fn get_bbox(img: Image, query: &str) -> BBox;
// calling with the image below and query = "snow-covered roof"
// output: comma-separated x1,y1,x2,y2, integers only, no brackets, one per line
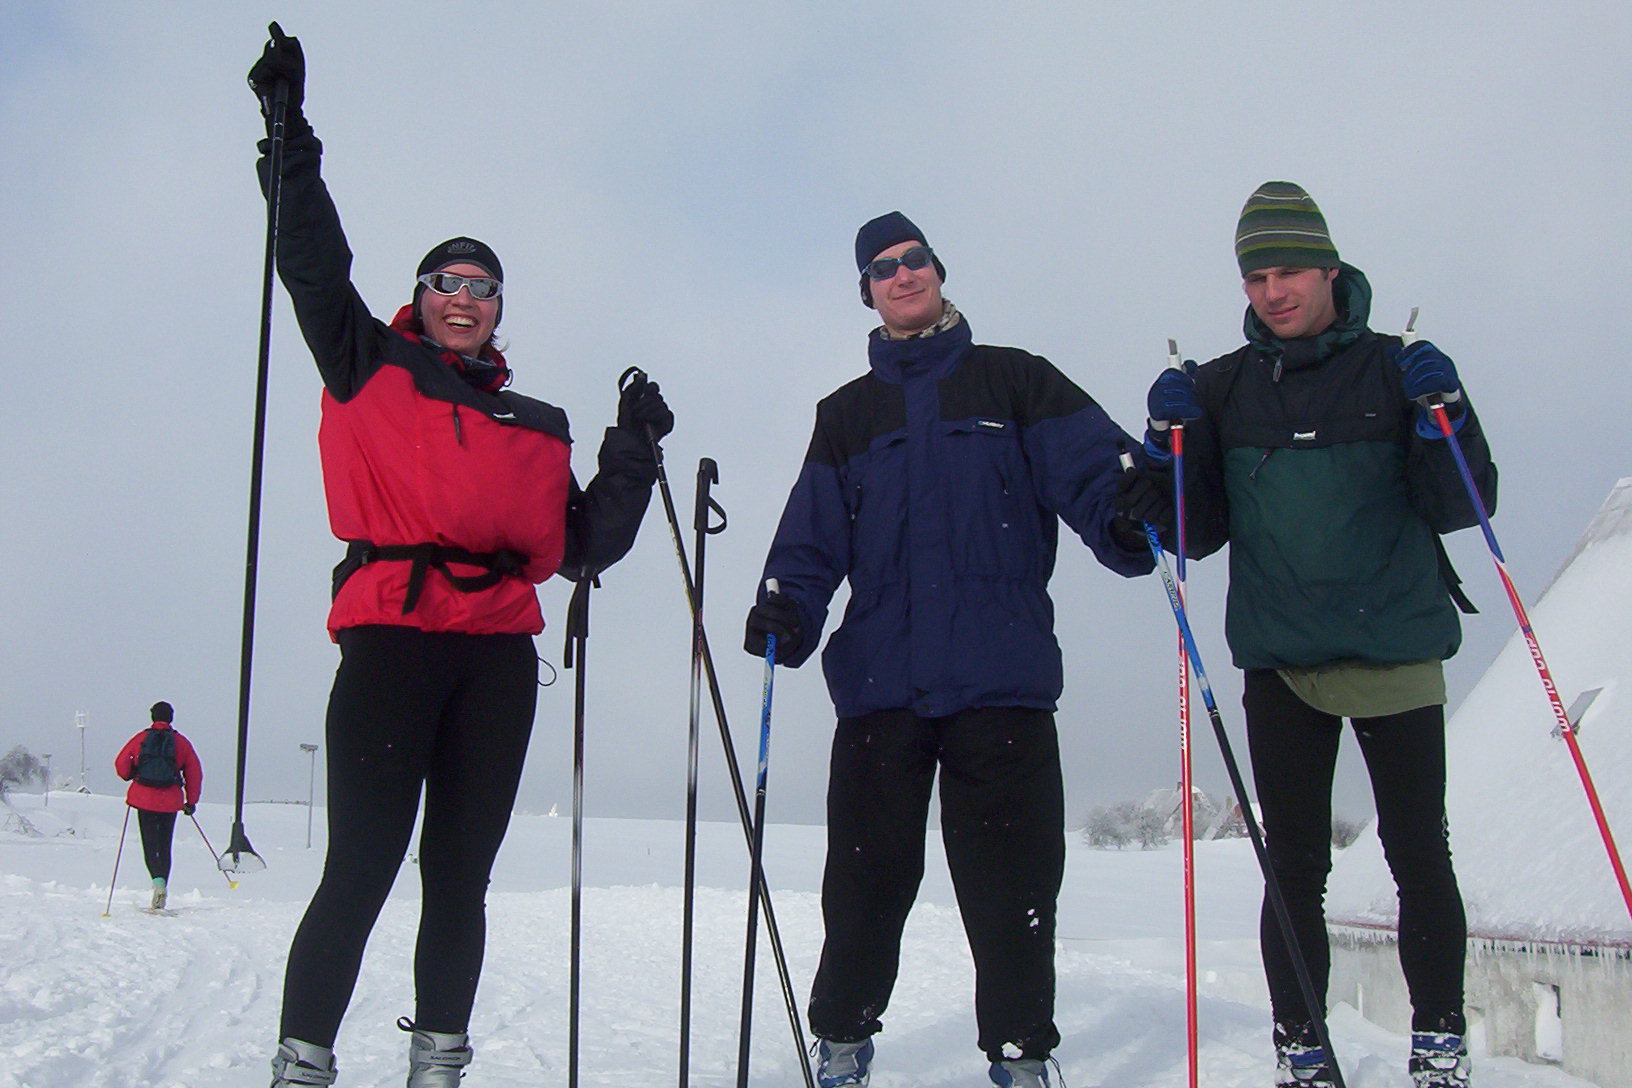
1327,477,1632,948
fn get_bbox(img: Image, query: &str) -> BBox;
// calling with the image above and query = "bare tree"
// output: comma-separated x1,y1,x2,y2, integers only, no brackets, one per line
0,745,46,798
1083,803,1134,849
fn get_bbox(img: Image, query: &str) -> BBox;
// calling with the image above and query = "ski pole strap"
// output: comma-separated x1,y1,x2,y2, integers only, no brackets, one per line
341,541,530,614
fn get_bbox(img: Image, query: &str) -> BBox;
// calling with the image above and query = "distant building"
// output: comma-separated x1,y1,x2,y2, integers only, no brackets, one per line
1325,477,1632,1087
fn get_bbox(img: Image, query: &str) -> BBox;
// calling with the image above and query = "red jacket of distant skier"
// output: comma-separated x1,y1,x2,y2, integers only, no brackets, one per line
114,721,203,814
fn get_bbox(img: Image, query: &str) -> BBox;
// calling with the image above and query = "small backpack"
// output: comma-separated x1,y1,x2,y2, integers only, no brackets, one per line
134,728,180,788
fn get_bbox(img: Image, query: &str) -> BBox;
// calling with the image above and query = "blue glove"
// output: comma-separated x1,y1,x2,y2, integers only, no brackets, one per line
1394,340,1461,406
1393,340,1467,439
1146,362,1202,429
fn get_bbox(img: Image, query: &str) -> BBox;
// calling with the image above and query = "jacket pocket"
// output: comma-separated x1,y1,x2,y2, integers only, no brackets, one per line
940,418,1037,578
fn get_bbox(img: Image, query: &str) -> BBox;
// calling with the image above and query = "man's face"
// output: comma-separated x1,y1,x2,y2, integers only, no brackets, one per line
869,240,943,337
1242,266,1338,340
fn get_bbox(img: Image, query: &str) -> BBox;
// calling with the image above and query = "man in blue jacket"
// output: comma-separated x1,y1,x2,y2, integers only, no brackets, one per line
744,212,1165,1088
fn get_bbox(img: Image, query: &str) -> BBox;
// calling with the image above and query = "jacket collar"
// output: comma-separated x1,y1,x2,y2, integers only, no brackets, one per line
389,304,511,393
866,314,974,385
1244,263,1373,374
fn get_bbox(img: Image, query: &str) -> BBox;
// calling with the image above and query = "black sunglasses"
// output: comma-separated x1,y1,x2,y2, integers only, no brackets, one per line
417,272,503,300
864,245,936,282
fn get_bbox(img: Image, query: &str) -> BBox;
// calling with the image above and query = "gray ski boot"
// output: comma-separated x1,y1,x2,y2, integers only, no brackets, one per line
400,1017,473,1087
269,1037,337,1087
990,1058,1052,1087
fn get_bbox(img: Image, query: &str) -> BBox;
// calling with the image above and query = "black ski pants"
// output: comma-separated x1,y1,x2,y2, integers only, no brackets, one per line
1243,669,1467,1040
280,625,538,1047
808,706,1065,1062
136,809,177,883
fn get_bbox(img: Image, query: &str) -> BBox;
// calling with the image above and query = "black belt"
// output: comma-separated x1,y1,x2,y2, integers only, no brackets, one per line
345,541,529,614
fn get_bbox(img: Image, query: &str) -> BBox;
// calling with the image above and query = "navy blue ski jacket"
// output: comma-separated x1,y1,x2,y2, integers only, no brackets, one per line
759,318,1153,719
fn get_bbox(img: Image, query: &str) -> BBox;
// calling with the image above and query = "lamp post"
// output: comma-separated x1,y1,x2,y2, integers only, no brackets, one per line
300,743,319,849
76,710,88,792
41,754,52,808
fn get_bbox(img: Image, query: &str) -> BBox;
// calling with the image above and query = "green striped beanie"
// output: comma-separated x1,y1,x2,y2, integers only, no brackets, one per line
1234,181,1340,275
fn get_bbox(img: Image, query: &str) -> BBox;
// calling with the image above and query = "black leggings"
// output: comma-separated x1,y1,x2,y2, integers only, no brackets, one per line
136,809,177,882
1244,669,1466,1038
279,626,538,1046
808,706,1065,1061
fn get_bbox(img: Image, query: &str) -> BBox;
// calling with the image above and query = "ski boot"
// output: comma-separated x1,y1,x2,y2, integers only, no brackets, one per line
269,1038,337,1087
989,1057,1052,1087
150,877,167,911
1409,1032,1471,1087
400,1017,473,1087
1275,1043,1336,1087
814,1036,873,1087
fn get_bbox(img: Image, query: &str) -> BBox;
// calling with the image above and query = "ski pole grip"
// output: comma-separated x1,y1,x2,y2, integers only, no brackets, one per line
694,458,719,534
1402,306,1421,347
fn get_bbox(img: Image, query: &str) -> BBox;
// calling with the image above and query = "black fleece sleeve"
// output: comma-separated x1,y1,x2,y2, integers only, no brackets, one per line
255,114,392,400
557,427,660,581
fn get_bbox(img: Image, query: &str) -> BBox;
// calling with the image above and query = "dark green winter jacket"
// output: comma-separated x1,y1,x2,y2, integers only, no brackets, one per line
1167,265,1497,670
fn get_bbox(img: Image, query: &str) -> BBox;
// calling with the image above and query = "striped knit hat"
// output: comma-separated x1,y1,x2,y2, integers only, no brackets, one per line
1234,181,1340,275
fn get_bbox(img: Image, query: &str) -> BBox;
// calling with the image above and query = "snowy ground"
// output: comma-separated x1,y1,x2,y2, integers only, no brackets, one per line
0,791,1604,1088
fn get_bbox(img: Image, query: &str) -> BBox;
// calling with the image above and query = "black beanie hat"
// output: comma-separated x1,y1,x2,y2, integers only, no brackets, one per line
417,236,503,282
854,211,946,308
414,237,505,328
855,211,928,273
150,701,174,723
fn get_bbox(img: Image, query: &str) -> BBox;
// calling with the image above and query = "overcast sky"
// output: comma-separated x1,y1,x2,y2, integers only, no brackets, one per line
3,2,1628,832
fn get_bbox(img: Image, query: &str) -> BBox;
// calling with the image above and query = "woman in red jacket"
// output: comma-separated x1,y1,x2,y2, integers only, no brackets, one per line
249,25,670,1088
113,700,203,911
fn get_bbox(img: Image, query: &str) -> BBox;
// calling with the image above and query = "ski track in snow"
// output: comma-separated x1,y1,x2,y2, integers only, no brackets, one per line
0,793,1605,1087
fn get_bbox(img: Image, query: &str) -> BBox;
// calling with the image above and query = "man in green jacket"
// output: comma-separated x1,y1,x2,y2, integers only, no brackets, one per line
1139,182,1495,1088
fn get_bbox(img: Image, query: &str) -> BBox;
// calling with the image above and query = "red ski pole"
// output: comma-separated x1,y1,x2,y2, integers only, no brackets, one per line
1165,338,1199,1088
1405,309,1632,922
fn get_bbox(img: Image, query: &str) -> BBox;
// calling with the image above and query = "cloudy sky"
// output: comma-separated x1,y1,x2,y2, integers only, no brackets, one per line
3,2,1628,831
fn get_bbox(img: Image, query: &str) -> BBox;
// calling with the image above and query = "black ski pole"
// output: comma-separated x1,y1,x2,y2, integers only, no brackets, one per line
618,367,816,1088
189,812,240,889
563,575,595,1088
1120,451,1347,1088
737,580,780,1088
680,458,727,1088
224,66,290,877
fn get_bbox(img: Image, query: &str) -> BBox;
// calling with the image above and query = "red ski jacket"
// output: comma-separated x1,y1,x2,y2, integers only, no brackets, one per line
260,127,656,638
114,721,203,814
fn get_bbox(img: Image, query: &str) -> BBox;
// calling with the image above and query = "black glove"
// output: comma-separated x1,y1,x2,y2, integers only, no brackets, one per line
182,803,196,817
248,22,305,115
617,373,675,441
1112,466,1173,548
744,592,803,664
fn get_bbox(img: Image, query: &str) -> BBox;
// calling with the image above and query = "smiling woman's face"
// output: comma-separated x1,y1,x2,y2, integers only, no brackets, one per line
419,261,500,356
